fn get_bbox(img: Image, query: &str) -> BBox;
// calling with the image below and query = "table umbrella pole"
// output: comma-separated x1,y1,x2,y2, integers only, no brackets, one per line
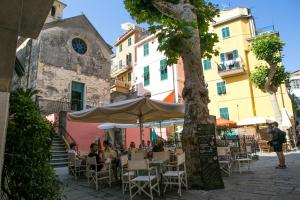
160,121,162,139
139,116,144,145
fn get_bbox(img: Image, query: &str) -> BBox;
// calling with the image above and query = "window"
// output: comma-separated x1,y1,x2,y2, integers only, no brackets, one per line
219,107,229,120
51,6,56,17
160,59,168,80
144,66,150,86
126,53,132,65
128,38,132,46
71,81,85,111
220,50,238,61
119,60,122,68
72,38,87,55
119,44,123,52
291,79,300,89
203,59,211,70
128,72,132,81
217,81,226,95
144,43,149,56
221,27,230,39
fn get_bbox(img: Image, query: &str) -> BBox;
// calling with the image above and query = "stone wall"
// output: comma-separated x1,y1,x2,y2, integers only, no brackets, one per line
13,15,112,108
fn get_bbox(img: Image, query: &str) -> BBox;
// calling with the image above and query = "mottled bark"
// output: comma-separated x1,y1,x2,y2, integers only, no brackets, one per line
265,63,282,123
151,0,223,189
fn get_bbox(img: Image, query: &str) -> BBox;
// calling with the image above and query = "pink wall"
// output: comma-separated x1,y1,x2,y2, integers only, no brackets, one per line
124,128,150,148
66,121,105,153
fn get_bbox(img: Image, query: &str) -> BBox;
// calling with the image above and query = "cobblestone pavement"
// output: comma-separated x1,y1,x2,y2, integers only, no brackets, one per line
56,152,300,200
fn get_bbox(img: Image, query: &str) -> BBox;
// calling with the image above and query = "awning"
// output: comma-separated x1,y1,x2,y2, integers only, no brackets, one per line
237,116,275,126
163,91,175,103
216,118,237,127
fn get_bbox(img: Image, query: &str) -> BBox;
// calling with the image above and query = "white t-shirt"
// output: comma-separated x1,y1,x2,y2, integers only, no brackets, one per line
68,149,78,156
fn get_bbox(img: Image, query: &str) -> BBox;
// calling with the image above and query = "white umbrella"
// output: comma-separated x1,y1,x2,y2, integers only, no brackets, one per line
97,123,140,129
281,108,292,129
237,116,275,126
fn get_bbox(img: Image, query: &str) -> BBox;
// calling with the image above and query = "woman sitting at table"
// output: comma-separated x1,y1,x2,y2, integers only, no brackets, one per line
102,140,119,180
68,143,85,166
128,142,137,160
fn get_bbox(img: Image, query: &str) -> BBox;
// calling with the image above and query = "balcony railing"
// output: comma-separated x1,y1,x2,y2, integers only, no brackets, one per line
256,25,277,36
218,58,245,78
111,79,130,88
111,63,132,77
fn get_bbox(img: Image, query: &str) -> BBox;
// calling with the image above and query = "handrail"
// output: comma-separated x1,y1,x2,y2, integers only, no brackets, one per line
59,125,79,153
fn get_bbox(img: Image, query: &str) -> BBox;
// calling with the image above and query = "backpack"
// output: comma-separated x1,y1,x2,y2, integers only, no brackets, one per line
278,130,287,144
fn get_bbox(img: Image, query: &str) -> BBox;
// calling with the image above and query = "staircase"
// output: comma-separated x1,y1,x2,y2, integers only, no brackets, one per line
50,134,68,168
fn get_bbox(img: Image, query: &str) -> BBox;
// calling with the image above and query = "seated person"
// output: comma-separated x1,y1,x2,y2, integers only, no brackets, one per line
68,143,84,167
152,140,164,152
102,140,119,180
128,141,137,159
88,143,103,171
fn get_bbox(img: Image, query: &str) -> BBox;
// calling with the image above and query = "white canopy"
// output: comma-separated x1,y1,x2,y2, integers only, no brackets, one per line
97,123,140,129
68,96,184,123
237,116,275,126
281,108,292,129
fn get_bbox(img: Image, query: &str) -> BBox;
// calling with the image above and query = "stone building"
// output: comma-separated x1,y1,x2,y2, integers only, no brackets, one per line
13,1,112,113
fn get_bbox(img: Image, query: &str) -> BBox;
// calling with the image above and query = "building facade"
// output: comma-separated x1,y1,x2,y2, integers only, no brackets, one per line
134,34,184,102
110,23,146,102
201,7,293,122
289,70,300,127
13,1,112,114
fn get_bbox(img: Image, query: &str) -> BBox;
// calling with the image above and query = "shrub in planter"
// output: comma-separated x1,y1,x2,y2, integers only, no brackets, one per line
1,88,62,199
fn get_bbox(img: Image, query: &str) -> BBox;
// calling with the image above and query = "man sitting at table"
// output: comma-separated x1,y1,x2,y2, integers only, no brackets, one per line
88,143,103,171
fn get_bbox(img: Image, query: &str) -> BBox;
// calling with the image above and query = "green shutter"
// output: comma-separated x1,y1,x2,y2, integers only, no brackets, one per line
222,28,226,38
220,107,229,120
144,66,150,86
217,81,226,95
128,72,131,81
220,53,225,62
160,59,168,80
128,38,132,46
232,50,238,59
119,60,122,68
204,59,211,70
119,44,122,52
144,43,149,56
226,27,230,37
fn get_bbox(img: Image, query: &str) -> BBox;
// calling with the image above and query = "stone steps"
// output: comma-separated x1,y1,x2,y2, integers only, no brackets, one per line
50,135,68,168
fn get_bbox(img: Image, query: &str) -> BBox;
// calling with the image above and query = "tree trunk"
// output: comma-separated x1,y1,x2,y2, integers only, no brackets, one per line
151,0,223,190
270,93,282,123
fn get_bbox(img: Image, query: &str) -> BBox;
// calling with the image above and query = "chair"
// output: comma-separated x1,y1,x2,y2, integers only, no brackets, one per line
86,156,112,190
235,145,252,174
258,140,270,153
131,151,146,160
152,151,170,162
68,153,85,180
128,159,160,200
120,155,135,194
217,147,233,176
162,152,188,196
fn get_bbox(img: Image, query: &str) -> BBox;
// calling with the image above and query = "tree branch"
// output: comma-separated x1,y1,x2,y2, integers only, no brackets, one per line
151,0,182,20
265,63,277,93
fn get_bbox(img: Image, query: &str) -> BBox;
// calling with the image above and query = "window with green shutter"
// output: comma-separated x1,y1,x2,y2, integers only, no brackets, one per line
128,72,131,81
160,59,168,80
128,37,132,46
119,44,123,52
203,59,211,70
144,66,150,86
144,43,149,56
219,107,229,120
232,50,238,59
126,53,132,65
221,27,230,39
217,81,226,95
119,59,122,68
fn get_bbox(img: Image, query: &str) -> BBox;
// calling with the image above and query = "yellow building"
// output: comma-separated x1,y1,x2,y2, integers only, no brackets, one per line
110,23,146,101
204,8,293,122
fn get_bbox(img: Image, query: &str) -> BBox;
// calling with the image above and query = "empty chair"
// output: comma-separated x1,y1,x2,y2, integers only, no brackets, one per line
152,151,170,162
131,151,146,160
162,152,188,196
120,155,135,194
128,159,160,200
235,145,252,174
217,147,233,176
86,156,111,190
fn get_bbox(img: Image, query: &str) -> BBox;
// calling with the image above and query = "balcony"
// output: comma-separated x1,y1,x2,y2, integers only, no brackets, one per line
111,63,132,78
110,79,131,94
218,58,245,78
256,25,277,36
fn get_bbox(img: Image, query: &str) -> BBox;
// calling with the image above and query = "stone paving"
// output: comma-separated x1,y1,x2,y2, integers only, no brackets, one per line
56,152,300,200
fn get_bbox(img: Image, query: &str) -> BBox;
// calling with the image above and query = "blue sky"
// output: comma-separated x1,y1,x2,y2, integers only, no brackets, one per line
62,0,300,72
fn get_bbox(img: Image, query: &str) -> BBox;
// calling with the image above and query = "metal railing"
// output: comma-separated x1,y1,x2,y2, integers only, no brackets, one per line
218,59,241,72
256,25,276,36
111,79,130,89
59,125,79,153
